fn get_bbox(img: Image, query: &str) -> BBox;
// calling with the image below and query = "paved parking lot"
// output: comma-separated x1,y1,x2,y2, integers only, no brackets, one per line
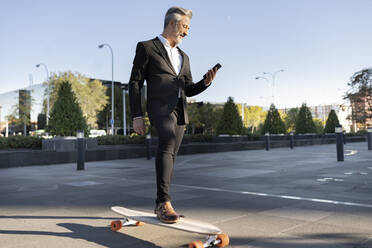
0,142,372,247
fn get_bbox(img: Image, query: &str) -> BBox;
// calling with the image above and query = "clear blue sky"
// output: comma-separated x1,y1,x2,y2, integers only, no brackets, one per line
1,0,372,108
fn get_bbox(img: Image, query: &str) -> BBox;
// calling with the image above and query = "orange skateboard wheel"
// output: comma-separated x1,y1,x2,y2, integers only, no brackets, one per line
110,220,122,232
188,240,203,248
216,233,229,247
136,221,144,226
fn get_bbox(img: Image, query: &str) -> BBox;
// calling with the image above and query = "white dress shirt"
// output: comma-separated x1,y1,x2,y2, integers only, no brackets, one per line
158,34,183,75
158,35,183,98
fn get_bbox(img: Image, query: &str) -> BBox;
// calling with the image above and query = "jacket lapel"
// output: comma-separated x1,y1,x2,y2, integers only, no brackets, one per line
153,37,177,75
177,47,187,76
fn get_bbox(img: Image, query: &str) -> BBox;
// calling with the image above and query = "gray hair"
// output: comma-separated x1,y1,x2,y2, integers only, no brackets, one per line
164,6,192,29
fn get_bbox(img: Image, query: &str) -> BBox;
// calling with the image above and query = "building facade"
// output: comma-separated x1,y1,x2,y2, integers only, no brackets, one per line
0,84,45,135
308,104,352,132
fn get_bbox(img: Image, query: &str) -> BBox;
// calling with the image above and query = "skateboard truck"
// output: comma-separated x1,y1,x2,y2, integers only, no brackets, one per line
189,233,229,248
122,217,144,227
110,218,144,231
122,218,138,226
205,235,221,246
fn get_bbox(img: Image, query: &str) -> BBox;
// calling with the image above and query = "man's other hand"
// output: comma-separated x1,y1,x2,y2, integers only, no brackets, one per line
204,67,217,86
133,117,145,135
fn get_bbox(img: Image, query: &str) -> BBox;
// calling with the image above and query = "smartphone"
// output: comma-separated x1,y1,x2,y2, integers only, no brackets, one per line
203,63,222,79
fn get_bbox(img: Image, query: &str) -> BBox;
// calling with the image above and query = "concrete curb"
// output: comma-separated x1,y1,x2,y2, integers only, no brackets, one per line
0,136,366,168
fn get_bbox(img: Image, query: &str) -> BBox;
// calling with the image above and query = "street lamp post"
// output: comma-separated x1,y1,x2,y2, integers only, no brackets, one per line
255,76,271,105
98,43,115,135
263,69,284,104
120,84,128,136
36,63,50,125
5,117,8,137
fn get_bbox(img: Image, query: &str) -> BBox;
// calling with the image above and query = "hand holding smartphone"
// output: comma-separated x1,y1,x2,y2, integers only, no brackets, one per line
203,63,222,79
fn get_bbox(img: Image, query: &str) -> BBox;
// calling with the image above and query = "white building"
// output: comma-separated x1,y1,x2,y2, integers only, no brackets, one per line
309,103,352,133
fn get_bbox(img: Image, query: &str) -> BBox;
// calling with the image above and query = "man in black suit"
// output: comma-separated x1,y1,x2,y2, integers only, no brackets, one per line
129,6,218,224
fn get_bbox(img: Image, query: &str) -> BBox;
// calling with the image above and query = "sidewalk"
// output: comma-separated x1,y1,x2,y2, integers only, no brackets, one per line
0,142,371,247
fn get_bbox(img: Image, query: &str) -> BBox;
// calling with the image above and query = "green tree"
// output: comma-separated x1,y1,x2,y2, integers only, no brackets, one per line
237,104,266,131
344,68,372,128
45,71,108,129
46,81,88,136
295,103,316,134
211,107,223,134
217,97,243,135
186,102,202,134
97,86,131,133
324,110,340,133
313,118,324,134
261,104,286,134
236,103,246,127
200,103,223,134
186,102,220,135
245,106,266,134
284,108,299,133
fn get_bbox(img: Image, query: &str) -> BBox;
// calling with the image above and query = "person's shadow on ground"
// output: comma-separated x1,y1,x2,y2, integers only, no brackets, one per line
0,222,161,248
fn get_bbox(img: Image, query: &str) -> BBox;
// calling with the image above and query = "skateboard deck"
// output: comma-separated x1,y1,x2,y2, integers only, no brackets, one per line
110,206,229,248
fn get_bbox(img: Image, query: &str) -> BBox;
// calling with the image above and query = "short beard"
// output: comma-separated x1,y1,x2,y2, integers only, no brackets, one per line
173,23,183,45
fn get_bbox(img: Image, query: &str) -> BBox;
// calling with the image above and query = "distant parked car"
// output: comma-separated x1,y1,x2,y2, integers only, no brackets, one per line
89,129,107,138
31,130,45,137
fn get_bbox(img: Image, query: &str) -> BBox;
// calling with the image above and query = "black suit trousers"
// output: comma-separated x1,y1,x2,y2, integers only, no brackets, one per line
153,99,185,205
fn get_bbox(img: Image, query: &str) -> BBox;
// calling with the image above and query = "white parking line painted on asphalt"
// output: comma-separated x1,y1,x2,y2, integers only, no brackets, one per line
345,150,358,156
342,171,368,176
173,184,372,209
334,179,345,181
316,178,344,182
63,181,103,187
280,195,302,200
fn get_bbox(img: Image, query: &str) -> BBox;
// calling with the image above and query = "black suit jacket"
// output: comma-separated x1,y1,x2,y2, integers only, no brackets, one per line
128,37,209,124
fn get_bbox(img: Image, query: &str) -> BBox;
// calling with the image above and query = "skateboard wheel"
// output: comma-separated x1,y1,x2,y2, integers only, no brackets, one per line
216,233,229,247
136,221,144,226
188,240,203,248
110,220,122,232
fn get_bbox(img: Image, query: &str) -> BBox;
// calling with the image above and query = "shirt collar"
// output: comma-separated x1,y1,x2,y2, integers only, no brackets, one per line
158,34,177,49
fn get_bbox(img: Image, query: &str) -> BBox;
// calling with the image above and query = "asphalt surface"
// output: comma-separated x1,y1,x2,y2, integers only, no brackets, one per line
0,142,371,248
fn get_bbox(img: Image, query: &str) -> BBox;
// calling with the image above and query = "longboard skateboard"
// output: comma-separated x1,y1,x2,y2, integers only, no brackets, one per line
110,206,229,248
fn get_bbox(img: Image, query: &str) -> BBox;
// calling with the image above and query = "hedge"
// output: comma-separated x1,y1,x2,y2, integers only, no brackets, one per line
0,136,42,149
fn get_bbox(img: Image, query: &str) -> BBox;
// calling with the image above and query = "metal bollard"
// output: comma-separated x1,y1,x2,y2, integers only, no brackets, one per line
77,130,85,170
335,126,344,162
265,133,270,151
146,133,152,160
289,132,294,149
368,128,372,150
343,131,346,145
